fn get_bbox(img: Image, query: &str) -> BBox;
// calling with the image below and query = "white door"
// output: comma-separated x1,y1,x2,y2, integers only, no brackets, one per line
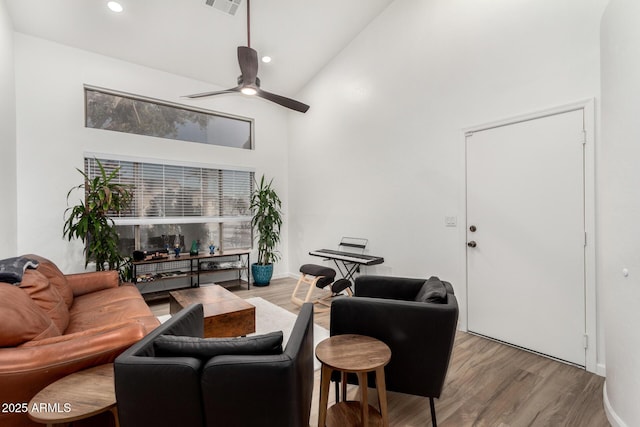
466,109,586,366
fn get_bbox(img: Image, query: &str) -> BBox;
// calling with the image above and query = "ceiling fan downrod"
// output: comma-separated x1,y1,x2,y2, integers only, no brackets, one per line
246,0,251,48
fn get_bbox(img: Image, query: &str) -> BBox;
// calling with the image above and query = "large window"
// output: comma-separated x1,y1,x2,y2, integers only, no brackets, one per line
85,86,253,149
84,157,254,256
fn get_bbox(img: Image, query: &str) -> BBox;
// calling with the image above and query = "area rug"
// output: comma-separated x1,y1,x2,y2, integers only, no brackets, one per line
156,297,329,370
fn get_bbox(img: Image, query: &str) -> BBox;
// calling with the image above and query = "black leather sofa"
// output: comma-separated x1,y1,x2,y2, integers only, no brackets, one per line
330,275,459,426
114,302,315,427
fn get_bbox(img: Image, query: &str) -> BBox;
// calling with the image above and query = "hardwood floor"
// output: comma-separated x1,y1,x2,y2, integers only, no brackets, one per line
148,278,609,427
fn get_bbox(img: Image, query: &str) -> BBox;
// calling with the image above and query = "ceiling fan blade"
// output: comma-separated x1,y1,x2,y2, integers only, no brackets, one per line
256,88,310,113
237,46,258,85
183,87,241,99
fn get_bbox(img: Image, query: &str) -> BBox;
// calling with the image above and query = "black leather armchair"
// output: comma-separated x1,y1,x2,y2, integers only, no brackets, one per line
330,276,459,426
114,302,315,427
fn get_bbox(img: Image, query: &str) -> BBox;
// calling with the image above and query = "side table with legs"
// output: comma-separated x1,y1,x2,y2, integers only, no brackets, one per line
316,334,391,427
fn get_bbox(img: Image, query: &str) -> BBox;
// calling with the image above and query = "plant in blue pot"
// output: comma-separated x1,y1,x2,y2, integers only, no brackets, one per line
250,175,283,286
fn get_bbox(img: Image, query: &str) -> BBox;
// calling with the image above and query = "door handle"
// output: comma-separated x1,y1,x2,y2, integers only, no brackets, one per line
467,241,477,248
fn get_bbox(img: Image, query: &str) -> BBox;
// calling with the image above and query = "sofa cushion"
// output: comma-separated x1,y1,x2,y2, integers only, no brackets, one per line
24,254,74,308
0,283,61,346
67,284,159,334
0,256,39,284
18,269,70,333
154,331,284,359
414,276,448,304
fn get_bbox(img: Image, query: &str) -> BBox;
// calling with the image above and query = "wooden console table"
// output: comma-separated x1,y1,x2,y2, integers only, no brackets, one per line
316,334,391,427
133,249,251,297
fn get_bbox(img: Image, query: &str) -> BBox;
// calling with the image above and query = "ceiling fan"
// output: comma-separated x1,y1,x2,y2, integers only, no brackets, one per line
184,0,310,113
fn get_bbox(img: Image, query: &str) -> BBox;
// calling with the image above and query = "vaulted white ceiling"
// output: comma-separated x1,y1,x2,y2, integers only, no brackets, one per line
6,0,394,97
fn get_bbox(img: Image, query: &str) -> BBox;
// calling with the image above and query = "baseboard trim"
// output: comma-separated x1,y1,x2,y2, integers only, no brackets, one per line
271,272,292,280
603,381,628,427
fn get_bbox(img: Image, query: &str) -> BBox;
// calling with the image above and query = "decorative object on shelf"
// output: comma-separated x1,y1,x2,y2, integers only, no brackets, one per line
136,273,155,283
134,249,169,262
63,158,133,277
209,243,216,255
172,234,184,250
133,250,145,262
174,245,181,257
159,271,187,278
250,175,283,286
190,240,199,256
201,260,244,270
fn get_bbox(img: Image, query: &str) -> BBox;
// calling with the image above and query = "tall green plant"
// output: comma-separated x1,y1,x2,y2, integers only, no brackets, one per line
250,175,283,265
63,159,133,272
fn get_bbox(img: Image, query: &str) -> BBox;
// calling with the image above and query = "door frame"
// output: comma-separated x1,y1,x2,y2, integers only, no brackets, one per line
458,99,597,373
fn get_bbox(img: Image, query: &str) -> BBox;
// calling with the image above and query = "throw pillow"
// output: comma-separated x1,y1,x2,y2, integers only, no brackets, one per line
414,276,448,304
154,331,284,359
0,283,61,346
24,254,74,309
18,269,70,333
0,256,39,284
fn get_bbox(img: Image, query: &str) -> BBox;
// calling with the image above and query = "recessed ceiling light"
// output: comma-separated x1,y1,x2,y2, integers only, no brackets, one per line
261,56,272,64
107,1,123,13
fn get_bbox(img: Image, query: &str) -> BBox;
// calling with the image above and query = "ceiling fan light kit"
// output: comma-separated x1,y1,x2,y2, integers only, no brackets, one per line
186,0,309,113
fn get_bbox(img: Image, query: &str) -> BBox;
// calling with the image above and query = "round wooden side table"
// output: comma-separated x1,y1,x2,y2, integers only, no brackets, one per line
27,363,119,427
316,334,391,427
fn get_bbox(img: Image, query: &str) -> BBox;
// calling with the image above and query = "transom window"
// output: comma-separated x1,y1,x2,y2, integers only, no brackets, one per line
84,86,253,149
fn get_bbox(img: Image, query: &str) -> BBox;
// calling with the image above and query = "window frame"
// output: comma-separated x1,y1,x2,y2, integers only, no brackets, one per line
84,85,255,149
84,153,254,252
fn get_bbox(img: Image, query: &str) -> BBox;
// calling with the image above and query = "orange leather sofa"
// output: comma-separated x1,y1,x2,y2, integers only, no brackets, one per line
0,255,160,427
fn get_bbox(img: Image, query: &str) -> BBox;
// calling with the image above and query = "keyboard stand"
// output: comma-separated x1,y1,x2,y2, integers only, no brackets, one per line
309,238,384,292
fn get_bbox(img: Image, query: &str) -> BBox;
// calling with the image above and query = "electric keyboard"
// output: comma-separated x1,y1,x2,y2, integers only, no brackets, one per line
309,249,384,266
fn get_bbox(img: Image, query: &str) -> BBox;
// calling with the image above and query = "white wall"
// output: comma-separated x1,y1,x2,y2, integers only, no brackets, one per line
14,34,290,276
289,0,607,367
0,0,17,259
600,1,640,425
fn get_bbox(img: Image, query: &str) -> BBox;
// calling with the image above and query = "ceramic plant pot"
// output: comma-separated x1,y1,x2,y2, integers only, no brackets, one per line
251,263,273,286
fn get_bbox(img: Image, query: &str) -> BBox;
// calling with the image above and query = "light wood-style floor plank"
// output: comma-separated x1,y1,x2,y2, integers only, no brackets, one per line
148,278,609,427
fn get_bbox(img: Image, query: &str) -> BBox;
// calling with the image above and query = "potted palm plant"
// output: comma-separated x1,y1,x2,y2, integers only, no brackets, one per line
63,159,133,274
250,175,283,286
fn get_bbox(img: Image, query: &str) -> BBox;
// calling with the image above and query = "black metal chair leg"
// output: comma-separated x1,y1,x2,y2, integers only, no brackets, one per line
429,397,437,427
334,380,340,402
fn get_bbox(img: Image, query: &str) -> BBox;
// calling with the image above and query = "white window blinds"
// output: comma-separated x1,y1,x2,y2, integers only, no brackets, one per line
84,157,254,222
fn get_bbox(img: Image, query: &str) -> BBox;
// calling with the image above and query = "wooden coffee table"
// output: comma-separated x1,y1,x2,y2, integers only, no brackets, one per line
316,334,391,427
169,285,255,337
28,363,118,427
